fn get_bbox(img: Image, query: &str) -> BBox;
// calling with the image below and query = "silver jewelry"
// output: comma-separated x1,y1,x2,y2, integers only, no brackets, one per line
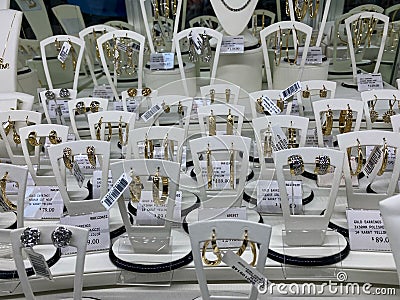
314,155,330,175
20,227,40,248
288,154,304,176
59,88,70,98
220,0,252,12
51,226,72,248
45,90,55,100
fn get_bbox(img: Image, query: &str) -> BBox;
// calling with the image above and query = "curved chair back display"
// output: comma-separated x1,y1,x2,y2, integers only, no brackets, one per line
20,124,69,186
190,135,251,208
40,35,85,90
200,83,240,105
11,224,88,300
0,92,34,112
312,99,364,148
47,140,111,215
249,89,292,119
0,110,42,165
188,15,219,29
52,4,85,36
189,219,272,300
337,130,400,209
274,147,344,246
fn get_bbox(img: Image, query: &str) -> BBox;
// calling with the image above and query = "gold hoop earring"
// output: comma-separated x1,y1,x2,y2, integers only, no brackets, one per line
0,172,17,211
201,229,222,266
377,138,388,176
348,139,363,176
207,144,213,189
236,230,257,267
90,101,100,113
129,171,142,203
322,106,333,136
144,134,154,159
339,104,352,134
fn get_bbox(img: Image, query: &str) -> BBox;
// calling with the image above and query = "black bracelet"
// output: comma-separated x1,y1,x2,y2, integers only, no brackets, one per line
0,248,61,279
110,225,126,240
301,170,318,181
242,190,314,206
366,183,377,194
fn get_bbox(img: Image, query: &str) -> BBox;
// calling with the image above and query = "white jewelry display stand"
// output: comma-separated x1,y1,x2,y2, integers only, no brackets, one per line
174,27,223,96
312,99,364,148
337,130,400,210
40,35,85,90
97,30,145,101
51,5,86,36
47,140,111,215
79,25,116,86
379,194,400,284
189,219,272,300
126,126,185,163
0,163,28,228
345,12,389,83
260,21,312,90
11,224,89,300
248,89,292,119
110,159,180,253
0,10,22,93
274,147,344,246
391,114,400,132
0,92,34,111
67,97,109,140
197,104,245,136
361,89,400,130
19,124,69,186
120,88,158,116
296,80,337,117
0,110,42,165
200,83,240,105
190,135,251,209
39,88,78,124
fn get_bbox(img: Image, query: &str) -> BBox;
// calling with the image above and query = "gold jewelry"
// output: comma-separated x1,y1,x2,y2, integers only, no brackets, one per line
162,101,170,113
95,117,112,141
63,147,73,170
28,131,41,147
319,85,327,98
207,144,212,189
302,85,310,98
348,139,363,176
276,98,284,111
118,116,129,147
236,230,257,266
369,95,379,123
287,122,298,148
210,89,215,103
68,39,77,71
339,104,353,134
0,172,16,211
142,87,152,97
86,146,96,167
256,97,264,113
90,101,100,113
152,168,164,205
12,123,20,145
161,176,168,204
383,96,396,123
230,142,234,189
292,25,299,65
225,89,231,103
264,123,273,157
377,138,388,176
177,101,184,116
163,134,169,160
309,0,320,19
288,154,304,176
322,106,333,136
0,13,17,70
314,155,330,175
75,101,87,115
127,88,137,98
295,0,308,21
144,134,154,159
209,110,216,136
3,116,13,137
226,109,234,135
274,27,283,66
129,171,142,203
201,229,222,266
200,32,212,63
92,29,100,60
48,130,62,144
113,35,121,76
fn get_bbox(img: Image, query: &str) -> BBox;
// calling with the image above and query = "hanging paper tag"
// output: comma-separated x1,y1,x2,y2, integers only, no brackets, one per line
24,247,53,280
71,161,85,188
48,100,69,119
200,160,234,190
296,46,323,65
257,180,302,214
92,170,113,199
150,53,174,70
136,191,182,225
189,31,203,55
57,42,70,63
24,186,63,219
141,103,162,122
92,85,114,100
366,146,395,172
221,36,244,54
191,98,211,120
357,73,383,92
60,211,110,254
222,250,267,291
100,172,131,210
280,81,302,100
74,154,99,174
364,146,382,176
346,209,391,251
261,95,281,115
271,126,288,151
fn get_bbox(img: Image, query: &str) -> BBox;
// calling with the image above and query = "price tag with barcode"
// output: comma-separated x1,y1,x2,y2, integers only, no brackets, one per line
280,81,302,100
92,170,113,199
57,42,70,63
189,31,203,55
24,248,53,280
141,103,162,122
364,146,382,176
150,53,174,70
100,172,131,210
296,46,323,65
271,126,288,151
261,96,281,115
71,161,85,188
221,36,244,54
357,73,383,92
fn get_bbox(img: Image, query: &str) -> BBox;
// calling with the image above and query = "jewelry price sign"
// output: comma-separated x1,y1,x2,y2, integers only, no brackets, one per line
24,186,64,219
220,36,244,54
296,46,323,65
150,53,174,70
357,73,383,92
200,160,235,190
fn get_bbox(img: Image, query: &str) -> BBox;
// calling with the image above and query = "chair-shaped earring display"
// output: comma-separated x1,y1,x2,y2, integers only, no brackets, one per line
39,88,78,124
249,89,292,119
200,83,240,105
119,87,158,116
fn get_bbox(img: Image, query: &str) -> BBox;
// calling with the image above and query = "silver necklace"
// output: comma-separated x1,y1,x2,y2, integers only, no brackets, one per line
220,0,252,12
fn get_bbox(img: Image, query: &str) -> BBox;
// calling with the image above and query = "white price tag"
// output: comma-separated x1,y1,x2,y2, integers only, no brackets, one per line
222,250,267,291
24,186,63,219
200,160,234,190
141,103,162,122
114,100,139,113
191,98,211,119
60,211,110,254
221,36,244,54
261,96,281,115
71,161,85,188
136,191,182,225
280,81,302,100
92,85,114,100
346,209,391,251
366,146,395,172
92,170,113,199
57,42,70,63
48,100,69,119
296,46,323,65
24,248,53,281
257,180,302,214
150,53,174,70
357,73,383,92
100,172,131,210
271,126,288,151
74,154,100,174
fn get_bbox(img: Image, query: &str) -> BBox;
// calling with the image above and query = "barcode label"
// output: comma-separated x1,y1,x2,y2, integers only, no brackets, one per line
261,96,281,115
117,42,128,52
72,161,85,188
101,173,131,210
57,42,70,63
189,31,202,55
141,104,162,122
280,81,302,100
364,146,382,176
25,248,53,280
271,126,288,151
